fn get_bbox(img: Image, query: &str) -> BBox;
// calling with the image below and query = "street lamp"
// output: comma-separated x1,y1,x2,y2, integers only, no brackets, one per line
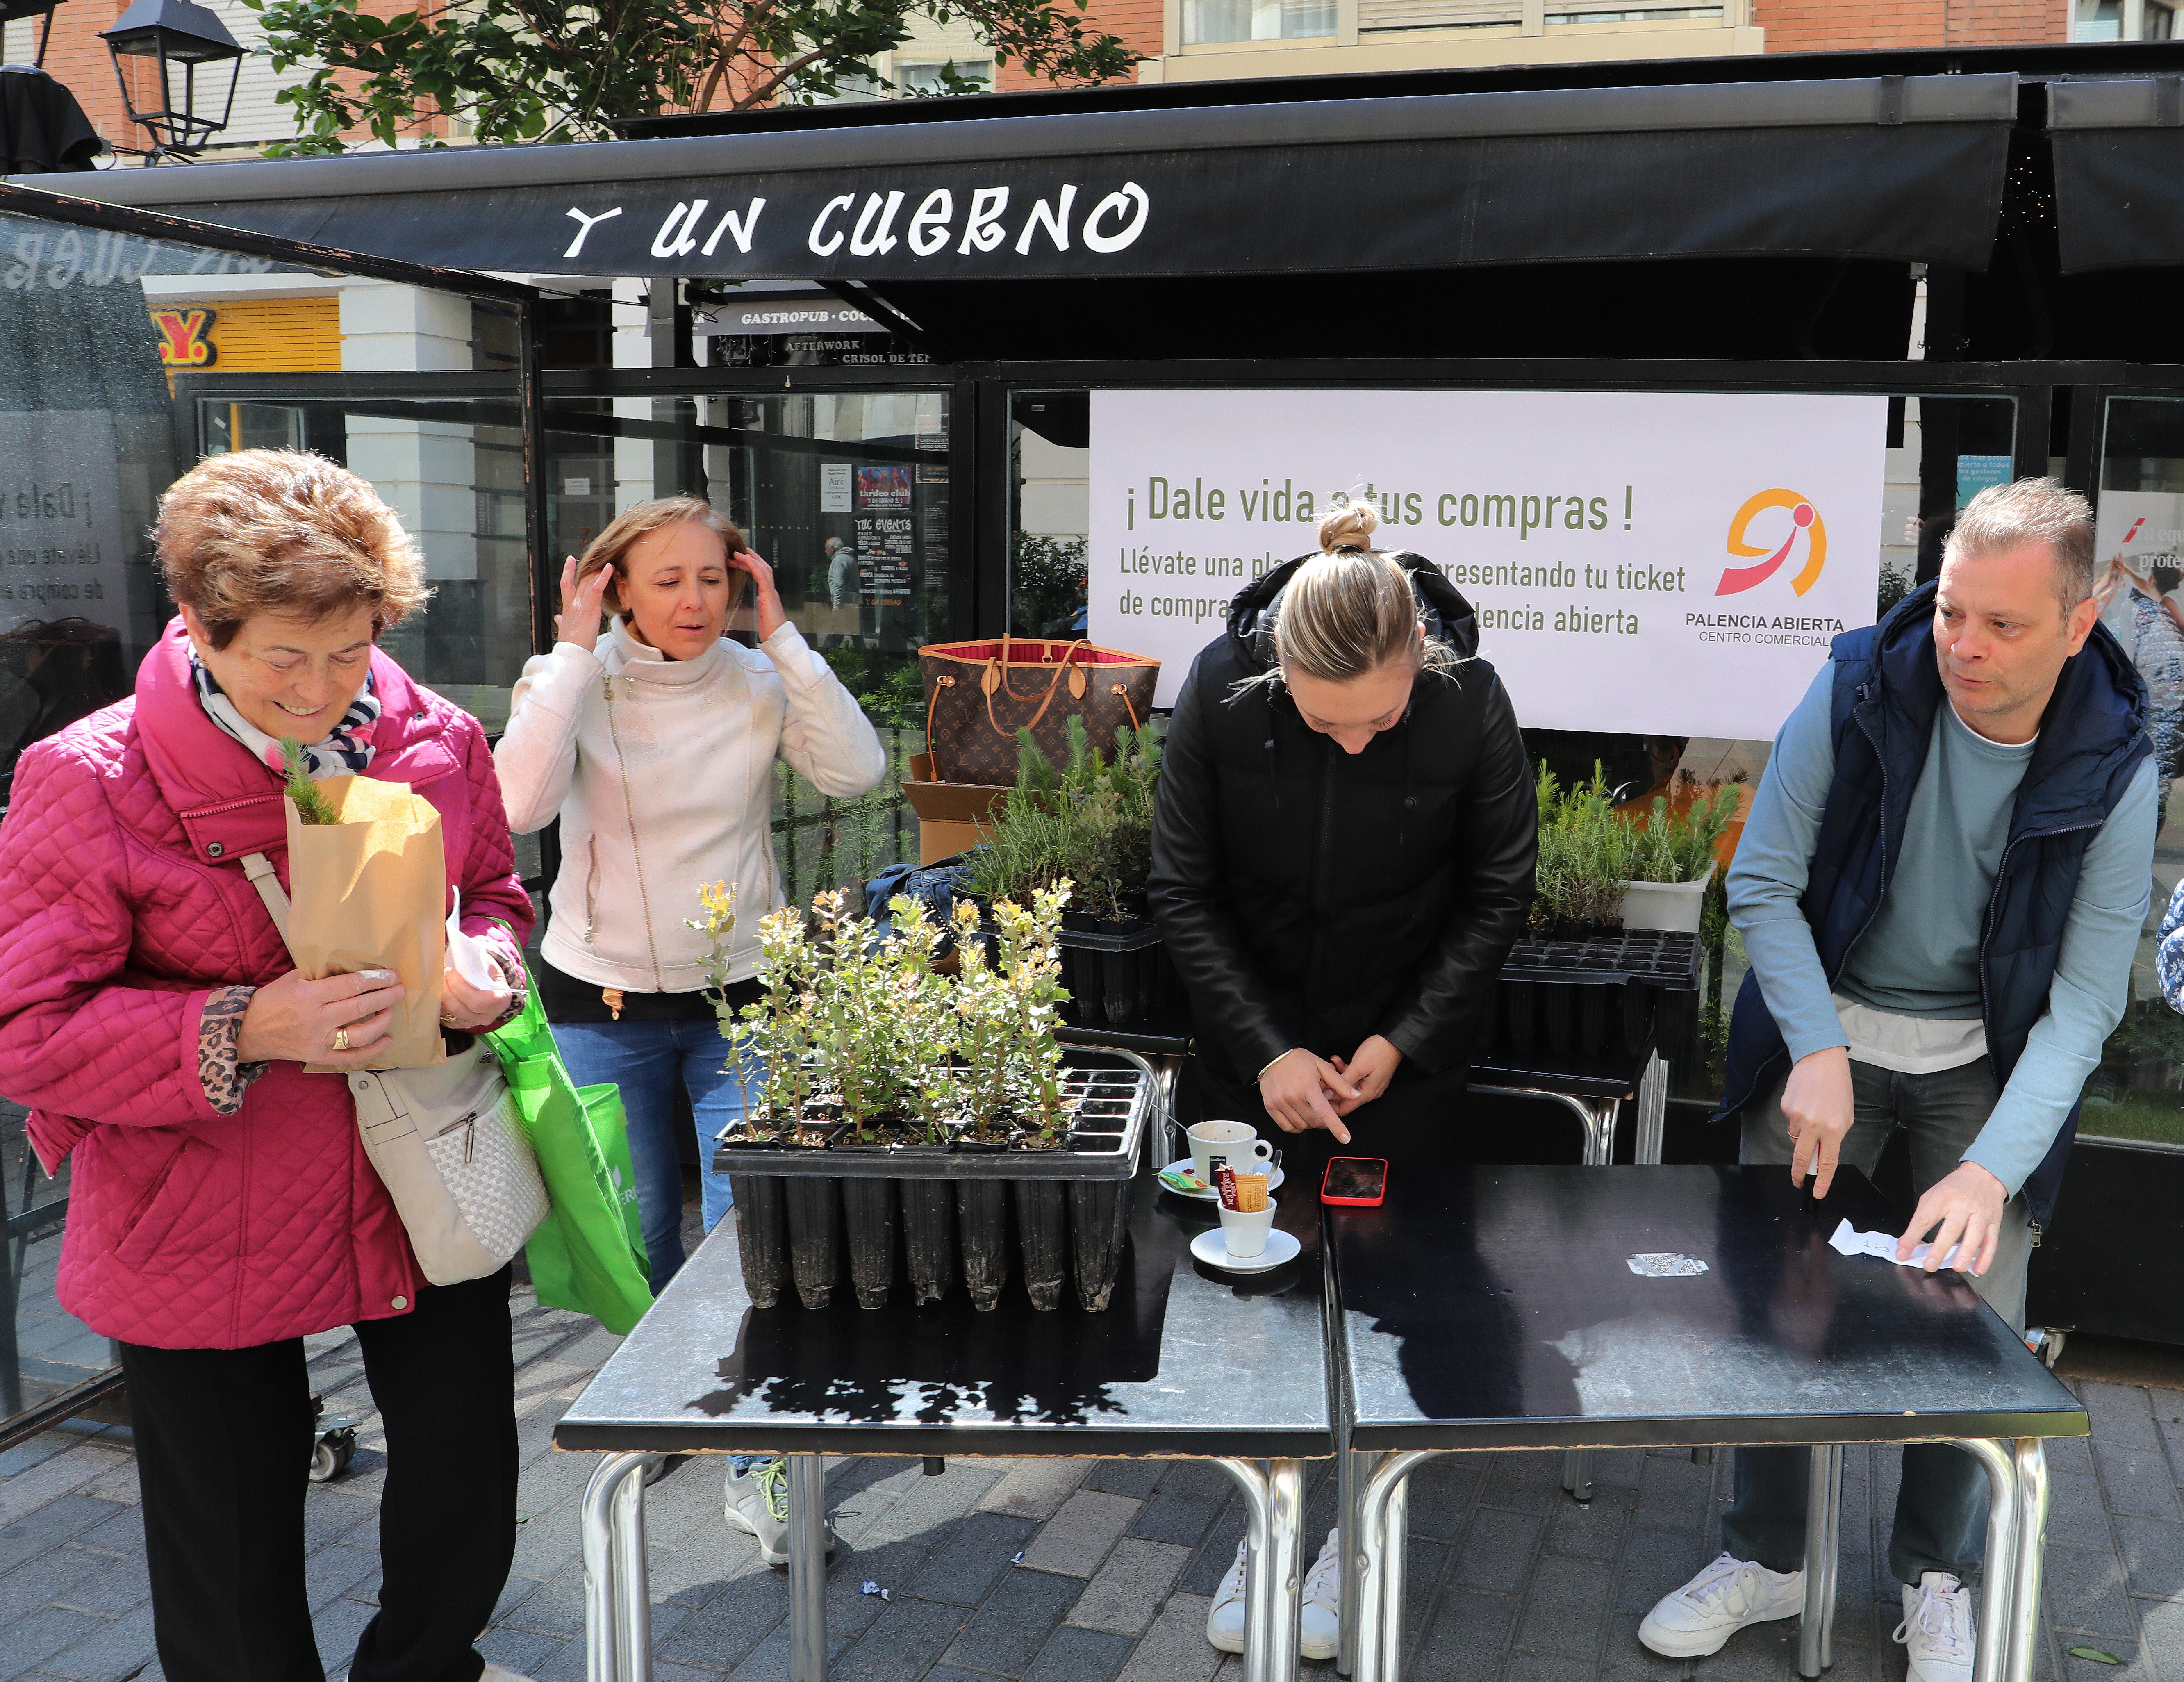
99,0,244,163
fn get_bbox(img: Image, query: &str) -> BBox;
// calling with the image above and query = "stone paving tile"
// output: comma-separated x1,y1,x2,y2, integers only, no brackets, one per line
1018,1489,1140,1578
1112,1592,1221,1682
1451,1509,1544,1594
942,1566,1081,1673
1070,1539,1192,1635
1023,1623,1136,1682
977,1459,1091,1522
0,1604,108,1682
1129,1462,1231,1549
2095,1445,2184,1520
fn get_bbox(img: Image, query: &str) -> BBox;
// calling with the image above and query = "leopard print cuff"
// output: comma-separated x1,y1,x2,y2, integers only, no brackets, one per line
198,986,269,1116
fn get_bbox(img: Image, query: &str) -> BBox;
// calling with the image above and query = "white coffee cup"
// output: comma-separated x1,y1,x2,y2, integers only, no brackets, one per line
1188,1119,1274,1186
1219,1198,1276,1260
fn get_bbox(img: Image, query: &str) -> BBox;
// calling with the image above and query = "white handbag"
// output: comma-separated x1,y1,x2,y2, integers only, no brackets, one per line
241,853,550,1286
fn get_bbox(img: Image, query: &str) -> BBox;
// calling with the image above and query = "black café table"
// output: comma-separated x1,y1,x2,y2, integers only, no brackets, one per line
555,1157,1334,1682
1328,1164,2086,1682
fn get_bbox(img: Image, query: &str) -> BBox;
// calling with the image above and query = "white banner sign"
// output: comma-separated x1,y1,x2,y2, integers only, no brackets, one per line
1087,389,1888,737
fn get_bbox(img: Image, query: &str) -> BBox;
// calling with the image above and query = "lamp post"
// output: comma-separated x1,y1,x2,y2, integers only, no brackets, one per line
99,0,244,163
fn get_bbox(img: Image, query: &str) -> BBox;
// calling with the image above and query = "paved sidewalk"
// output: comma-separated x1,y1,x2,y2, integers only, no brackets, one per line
2,1271,2178,1682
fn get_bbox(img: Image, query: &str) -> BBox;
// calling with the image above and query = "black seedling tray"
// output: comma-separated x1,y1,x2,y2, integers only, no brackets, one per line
1497,930,1703,990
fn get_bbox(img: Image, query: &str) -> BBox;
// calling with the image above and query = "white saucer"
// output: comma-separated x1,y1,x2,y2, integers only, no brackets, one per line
1160,1158,1286,1202
1190,1226,1302,1275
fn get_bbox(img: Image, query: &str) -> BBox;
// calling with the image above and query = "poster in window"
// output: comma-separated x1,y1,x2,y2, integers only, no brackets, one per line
855,464,915,602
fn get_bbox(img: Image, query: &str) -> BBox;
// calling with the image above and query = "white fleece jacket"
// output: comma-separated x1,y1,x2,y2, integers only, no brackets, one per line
496,617,887,993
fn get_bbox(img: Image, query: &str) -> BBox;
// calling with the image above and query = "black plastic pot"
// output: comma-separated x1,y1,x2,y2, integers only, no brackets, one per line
840,1177,898,1309
730,1173,788,1310
1012,1179,1069,1311
1067,1177,1133,1312
783,1176,842,1310
956,1178,1012,1311
900,1179,957,1306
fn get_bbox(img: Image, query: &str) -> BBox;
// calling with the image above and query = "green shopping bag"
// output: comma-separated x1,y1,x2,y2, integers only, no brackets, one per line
487,979,654,1334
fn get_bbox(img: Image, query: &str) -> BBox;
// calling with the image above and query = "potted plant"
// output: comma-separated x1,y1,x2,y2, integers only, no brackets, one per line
1620,771,1743,934
964,718,1177,1028
1498,765,1725,1061
698,876,1151,1314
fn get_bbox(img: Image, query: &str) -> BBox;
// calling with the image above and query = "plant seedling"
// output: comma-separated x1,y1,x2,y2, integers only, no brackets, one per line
280,737,340,825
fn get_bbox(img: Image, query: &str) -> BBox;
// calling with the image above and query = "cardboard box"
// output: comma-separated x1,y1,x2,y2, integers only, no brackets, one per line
901,753,1009,866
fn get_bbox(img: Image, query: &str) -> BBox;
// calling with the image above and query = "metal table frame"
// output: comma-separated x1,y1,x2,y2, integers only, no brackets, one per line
1336,1434,2050,1682
576,1448,1314,1682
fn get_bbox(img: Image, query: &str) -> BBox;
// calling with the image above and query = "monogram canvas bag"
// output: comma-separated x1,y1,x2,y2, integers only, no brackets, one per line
242,853,550,1286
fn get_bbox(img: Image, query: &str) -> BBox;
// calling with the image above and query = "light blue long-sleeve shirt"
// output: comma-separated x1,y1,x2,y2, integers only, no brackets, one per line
1728,661,2157,1198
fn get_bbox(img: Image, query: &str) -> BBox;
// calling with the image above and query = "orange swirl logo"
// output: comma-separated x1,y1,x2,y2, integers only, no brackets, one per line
1718,490,1825,597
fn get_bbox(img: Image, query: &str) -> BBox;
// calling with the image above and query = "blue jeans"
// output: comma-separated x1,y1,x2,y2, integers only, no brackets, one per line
551,1017,762,1293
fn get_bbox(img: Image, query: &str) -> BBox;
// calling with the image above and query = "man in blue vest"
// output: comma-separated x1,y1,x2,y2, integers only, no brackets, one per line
1639,479,2157,1680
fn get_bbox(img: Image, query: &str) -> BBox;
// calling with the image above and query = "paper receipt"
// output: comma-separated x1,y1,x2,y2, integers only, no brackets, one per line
1828,1218,1961,1272
1626,1253,1710,1277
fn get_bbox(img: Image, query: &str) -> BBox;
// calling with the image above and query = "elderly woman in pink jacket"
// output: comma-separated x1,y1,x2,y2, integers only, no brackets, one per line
0,451,538,1682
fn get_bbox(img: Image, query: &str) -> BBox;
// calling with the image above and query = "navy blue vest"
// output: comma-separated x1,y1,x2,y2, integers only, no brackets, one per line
1713,580,2151,1233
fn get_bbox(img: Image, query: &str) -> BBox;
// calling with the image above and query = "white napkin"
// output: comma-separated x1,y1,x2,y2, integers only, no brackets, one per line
1828,1218,1961,1272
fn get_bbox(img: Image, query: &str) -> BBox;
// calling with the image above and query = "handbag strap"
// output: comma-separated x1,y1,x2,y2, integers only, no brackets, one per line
241,852,292,936
925,674,957,781
985,639,1090,739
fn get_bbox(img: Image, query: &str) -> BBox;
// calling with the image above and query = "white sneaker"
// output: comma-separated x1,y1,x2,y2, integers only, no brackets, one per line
723,1458,837,1568
1895,1571,1974,1682
1206,1539,1249,1654
1204,1530,1344,1660
1300,1527,1342,1662
1638,1552,1805,1658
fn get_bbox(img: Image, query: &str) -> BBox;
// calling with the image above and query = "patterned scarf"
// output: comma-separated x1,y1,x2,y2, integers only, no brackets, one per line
189,646,381,778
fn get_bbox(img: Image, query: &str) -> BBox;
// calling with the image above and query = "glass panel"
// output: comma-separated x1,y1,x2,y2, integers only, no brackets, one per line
0,201,528,1442
1016,387,2017,1122
191,393,530,733
546,391,949,904
2087,396,2184,1145
1183,0,1337,41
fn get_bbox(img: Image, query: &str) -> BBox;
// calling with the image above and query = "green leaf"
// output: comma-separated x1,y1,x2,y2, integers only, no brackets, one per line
2070,1649,2126,1666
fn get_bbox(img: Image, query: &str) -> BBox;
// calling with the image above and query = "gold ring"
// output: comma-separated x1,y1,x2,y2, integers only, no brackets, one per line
333,1027,350,1053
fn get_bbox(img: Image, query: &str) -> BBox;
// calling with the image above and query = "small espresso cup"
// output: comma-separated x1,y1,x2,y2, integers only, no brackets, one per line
1218,1199,1277,1260
1188,1119,1274,1186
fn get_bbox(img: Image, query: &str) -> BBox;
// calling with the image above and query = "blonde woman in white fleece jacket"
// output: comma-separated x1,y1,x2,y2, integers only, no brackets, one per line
496,497,885,1296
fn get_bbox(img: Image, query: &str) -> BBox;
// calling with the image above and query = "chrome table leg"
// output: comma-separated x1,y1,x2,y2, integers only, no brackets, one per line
1338,1447,1369,1676
582,1452,658,1682
1353,1450,1433,1682
787,1453,829,1682
1948,1440,2021,1682
1635,1053,1670,1165
1215,1458,1307,1682
1798,1443,1843,1677
2006,1440,2049,1682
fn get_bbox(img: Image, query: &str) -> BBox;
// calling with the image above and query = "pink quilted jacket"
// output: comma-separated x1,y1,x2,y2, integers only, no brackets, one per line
0,619,534,1350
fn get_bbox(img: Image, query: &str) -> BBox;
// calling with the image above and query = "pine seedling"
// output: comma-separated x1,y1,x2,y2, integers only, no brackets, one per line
280,737,340,825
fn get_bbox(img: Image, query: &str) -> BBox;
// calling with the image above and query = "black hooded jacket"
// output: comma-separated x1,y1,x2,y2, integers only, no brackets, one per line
1147,551,1538,1087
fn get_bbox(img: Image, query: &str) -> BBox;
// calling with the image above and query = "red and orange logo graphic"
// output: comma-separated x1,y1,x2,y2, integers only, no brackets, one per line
1717,489,1826,597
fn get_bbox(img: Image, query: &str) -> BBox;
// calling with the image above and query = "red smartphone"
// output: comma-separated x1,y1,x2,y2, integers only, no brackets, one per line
1321,1157,1388,1208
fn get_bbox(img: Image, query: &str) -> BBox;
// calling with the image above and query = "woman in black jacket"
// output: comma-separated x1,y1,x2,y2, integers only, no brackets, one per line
1149,502,1537,1165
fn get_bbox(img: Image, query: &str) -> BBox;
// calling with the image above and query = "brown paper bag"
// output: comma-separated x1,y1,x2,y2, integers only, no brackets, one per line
284,776,447,1070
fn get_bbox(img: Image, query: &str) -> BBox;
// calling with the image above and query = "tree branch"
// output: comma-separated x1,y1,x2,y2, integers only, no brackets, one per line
694,0,776,112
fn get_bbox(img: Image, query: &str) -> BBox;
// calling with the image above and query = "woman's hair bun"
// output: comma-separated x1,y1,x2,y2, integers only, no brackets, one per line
1317,501,1380,555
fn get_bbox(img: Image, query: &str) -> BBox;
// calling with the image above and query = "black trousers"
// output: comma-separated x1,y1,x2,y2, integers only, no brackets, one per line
118,1268,519,1682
